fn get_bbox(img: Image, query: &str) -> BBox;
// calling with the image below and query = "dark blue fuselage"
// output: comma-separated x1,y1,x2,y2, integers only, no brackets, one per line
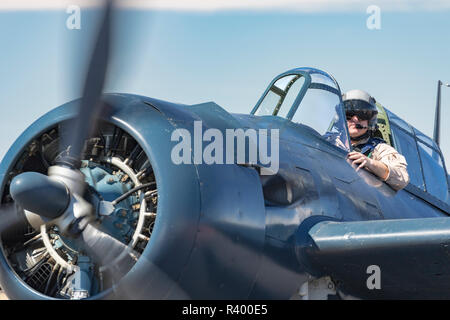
1,93,449,299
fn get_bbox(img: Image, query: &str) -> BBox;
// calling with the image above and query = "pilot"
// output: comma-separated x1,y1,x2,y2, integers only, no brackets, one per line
343,89,410,191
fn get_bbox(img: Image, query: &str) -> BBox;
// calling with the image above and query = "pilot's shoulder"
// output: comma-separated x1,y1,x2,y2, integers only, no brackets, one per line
374,142,399,155
374,142,397,152
373,142,407,164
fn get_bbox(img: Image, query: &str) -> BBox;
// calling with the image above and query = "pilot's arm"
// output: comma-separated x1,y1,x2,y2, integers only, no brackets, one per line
372,143,410,190
348,144,410,191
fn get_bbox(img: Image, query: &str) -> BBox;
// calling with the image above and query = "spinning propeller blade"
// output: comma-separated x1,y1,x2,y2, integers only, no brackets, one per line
2,1,138,287
59,0,112,168
80,223,140,280
0,203,28,237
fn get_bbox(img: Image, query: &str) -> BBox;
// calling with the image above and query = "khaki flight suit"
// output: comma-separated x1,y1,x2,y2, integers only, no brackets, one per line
358,140,410,191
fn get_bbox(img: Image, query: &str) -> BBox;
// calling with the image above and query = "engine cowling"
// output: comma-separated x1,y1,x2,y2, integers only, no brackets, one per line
0,93,266,299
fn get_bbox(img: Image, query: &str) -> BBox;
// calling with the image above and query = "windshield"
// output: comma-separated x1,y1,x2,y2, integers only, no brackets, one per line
252,68,350,151
294,87,350,151
255,74,306,117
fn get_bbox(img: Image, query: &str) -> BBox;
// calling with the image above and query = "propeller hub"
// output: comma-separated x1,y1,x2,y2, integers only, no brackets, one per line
10,172,70,219
10,166,96,237
48,165,87,196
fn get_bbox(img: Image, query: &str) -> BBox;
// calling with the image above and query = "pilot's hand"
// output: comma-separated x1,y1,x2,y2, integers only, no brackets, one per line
347,151,372,172
347,151,389,181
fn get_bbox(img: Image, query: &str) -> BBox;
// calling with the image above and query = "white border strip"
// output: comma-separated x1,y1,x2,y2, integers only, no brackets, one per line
1,0,450,12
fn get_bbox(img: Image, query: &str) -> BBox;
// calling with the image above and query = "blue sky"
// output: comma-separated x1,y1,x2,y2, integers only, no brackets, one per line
0,2,449,171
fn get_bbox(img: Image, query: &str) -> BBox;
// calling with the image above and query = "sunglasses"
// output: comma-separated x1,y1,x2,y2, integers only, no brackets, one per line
346,111,373,121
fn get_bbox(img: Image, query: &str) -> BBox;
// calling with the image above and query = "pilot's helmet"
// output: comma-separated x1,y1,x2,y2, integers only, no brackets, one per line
342,89,378,132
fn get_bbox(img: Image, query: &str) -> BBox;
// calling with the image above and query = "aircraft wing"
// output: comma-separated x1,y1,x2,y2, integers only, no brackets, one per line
296,216,450,299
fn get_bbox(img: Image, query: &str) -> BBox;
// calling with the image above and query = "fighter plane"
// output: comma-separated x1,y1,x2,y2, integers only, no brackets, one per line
0,2,449,300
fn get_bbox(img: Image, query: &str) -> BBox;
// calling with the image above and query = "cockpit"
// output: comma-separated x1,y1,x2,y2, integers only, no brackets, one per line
251,67,450,207
251,67,351,151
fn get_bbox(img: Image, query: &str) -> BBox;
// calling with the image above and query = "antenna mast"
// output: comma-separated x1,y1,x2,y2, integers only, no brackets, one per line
434,80,450,147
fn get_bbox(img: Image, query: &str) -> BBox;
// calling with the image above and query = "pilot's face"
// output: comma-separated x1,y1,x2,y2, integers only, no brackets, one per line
347,114,369,139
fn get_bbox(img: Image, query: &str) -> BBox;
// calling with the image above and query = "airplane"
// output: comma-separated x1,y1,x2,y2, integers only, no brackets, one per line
0,2,449,300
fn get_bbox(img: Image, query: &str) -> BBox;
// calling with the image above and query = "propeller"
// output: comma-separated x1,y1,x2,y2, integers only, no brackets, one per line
58,0,112,168
0,203,28,239
1,0,140,295
80,223,140,279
